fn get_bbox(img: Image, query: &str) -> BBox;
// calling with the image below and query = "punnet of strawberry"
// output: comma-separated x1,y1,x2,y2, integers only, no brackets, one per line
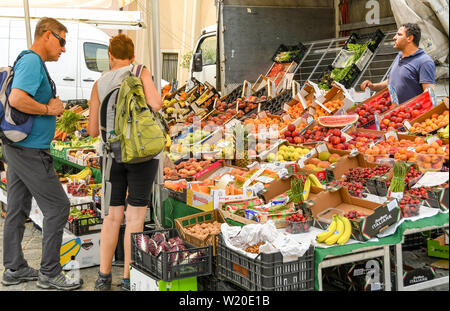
285,213,312,234
399,195,422,218
344,210,366,220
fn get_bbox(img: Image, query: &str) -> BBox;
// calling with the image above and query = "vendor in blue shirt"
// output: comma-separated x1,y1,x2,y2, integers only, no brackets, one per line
360,23,436,104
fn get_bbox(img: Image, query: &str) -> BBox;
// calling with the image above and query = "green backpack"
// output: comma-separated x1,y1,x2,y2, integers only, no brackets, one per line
102,65,167,164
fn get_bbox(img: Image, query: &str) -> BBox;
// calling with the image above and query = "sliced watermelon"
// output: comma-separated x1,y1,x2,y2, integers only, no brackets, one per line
318,114,359,128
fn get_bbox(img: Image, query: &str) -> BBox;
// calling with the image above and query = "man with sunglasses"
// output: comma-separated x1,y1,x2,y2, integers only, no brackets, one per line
1,17,83,290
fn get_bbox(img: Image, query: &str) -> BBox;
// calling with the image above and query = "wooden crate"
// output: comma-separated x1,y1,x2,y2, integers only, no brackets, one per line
175,209,226,256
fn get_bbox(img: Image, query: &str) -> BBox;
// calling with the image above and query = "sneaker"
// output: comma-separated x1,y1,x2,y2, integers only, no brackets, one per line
120,278,130,291
94,272,112,291
1,267,39,286
36,271,83,291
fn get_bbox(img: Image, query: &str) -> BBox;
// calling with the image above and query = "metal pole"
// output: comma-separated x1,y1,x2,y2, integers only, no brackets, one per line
151,0,164,228
23,0,32,48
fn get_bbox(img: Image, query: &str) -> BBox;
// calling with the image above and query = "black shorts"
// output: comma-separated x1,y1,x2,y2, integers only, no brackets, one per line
108,158,159,207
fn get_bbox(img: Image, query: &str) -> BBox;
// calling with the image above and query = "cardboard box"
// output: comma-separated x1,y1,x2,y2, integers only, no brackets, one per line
130,263,198,291
402,264,437,287
60,230,101,270
304,187,401,241
424,187,449,211
408,101,449,130
427,234,449,259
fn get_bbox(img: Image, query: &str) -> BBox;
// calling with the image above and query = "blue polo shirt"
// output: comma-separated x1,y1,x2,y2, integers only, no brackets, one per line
388,48,435,104
11,50,56,149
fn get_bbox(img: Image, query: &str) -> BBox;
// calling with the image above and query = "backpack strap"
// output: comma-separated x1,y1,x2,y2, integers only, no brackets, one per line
131,64,144,78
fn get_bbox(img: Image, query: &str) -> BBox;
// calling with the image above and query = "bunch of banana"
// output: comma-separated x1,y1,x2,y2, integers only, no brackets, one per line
315,214,352,245
163,98,177,108
438,124,449,139
302,174,323,201
68,167,92,180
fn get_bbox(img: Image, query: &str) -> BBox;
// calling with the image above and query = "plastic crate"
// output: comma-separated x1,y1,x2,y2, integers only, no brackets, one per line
175,209,226,256
262,90,293,115
272,42,307,64
217,234,314,291
65,202,102,236
131,228,213,282
166,187,187,203
343,29,385,53
318,63,362,90
222,84,244,104
402,232,426,251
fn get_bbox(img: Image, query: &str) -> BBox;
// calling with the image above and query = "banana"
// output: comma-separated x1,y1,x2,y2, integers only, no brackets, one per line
308,174,322,188
69,167,92,180
337,215,352,245
324,215,345,245
316,215,338,243
303,178,311,201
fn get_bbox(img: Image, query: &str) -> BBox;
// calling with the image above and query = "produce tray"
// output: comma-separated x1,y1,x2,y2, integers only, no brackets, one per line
343,29,385,53
318,63,362,90
271,42,307,64
221,84,244,104
217,234,314,291
261,90,293,115
402,232,426,251
166,187,187,203
131,228,213,282
65,202,102,236
175,209,226,256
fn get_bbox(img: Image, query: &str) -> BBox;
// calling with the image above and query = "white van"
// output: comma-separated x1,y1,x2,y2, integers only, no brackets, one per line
190,25,217,88
0,18,110,102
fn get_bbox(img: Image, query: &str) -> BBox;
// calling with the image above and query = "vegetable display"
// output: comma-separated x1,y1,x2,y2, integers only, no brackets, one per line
389,161,408,193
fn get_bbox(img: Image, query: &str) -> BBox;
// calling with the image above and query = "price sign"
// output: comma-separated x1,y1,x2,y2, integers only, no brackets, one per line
388,84,399,106
374,113,381,131
385,131,398,141
298,93,308,110
316,143,329,154
403,120,412,131
426,135,440,145
292,80,301,99
427,86,438,107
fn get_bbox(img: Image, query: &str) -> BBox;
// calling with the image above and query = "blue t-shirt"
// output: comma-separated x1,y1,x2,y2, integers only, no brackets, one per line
11,50,56,149
388,48,435,104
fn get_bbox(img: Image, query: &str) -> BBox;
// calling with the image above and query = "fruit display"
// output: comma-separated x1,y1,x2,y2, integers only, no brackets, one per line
404,165,422,188
286,99,310,119
68,206,99,226
164,180,188,192
326,129,350,150
407,186,430,200
343,131,384,153
342,165,391,186
364,137,419,162
438,124,449,139
299,125,335,143
244,113,295,134
201,108,237,131
409,111,449,135
285,213,312,234
334,181,365,198
184,221,222,241
352,91,394,128
313,99,345,119
343,210,366,220
318,114,359,128
315,214,352,245
266,144,311,162
415,142,448,171
282,123,309,144
380,97,433,131
303,152,341,172
266,62,293,86
163,158,214,180
399,195,421,218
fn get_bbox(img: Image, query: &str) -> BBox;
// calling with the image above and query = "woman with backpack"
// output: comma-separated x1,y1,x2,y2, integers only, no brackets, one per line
87,34,163,291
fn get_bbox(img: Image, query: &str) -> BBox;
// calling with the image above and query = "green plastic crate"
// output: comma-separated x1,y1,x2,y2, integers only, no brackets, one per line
427,236,449,259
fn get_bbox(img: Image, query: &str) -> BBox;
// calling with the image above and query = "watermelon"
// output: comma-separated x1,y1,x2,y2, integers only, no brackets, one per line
318,114,359,127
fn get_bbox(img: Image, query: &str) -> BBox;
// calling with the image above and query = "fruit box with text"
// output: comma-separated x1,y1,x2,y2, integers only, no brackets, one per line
303,187,401,241
423,187,449,212
311,84,354,116
427,233,449,259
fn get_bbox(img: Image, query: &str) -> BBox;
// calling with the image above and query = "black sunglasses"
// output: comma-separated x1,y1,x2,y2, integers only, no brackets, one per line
49,31,66,47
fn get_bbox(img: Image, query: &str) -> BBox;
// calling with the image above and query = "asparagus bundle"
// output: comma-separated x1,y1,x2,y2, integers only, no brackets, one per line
287,175,304,204
389,161,408,193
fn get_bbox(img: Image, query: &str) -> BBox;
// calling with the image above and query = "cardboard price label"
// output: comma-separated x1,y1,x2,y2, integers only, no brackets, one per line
427,86,438,107
316,143,329,154
403,120,412,131
388,84,399,106
314,99,332,114
374,113,381,131
298,93,308,110
426,135,440,145
385,131,398,141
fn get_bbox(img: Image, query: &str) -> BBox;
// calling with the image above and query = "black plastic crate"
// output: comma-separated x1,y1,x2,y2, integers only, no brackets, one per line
66,202,102,236
166,187,187,203
253,86,267,99
318,63,362,90
222,84,244,104
403,232,426,251
131,228,212,282
217,234,314,291
272,42,307,64
343,29,385,53
261,90,293,115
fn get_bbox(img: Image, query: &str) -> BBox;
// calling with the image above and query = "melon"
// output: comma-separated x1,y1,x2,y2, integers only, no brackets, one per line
318,114,359,127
